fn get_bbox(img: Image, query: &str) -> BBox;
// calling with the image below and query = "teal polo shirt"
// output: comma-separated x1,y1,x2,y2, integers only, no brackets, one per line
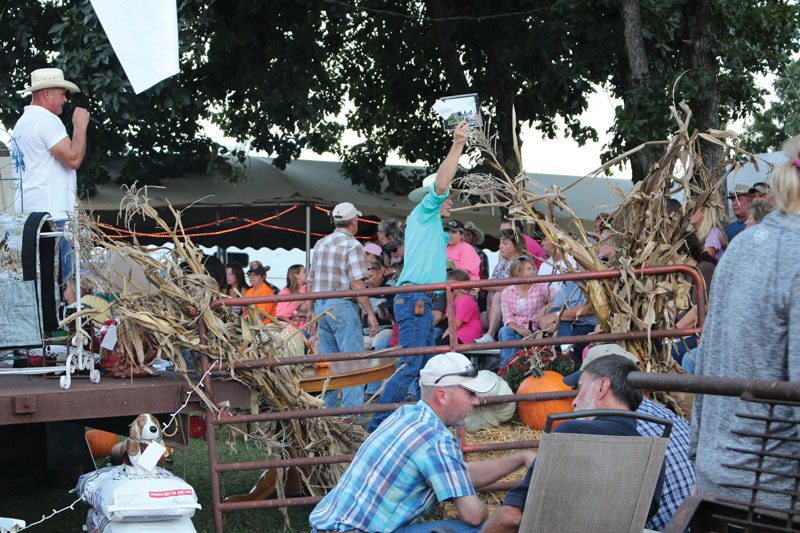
397,185,450,286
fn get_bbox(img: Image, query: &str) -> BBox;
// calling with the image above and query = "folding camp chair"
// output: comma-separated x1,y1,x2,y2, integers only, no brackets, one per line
517,409,672,533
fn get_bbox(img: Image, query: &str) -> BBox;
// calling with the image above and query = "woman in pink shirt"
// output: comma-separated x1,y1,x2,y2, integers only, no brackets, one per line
497,257,554,369
690,207,727,261
275,264,309,328
444,219,482,280
440,269,483,345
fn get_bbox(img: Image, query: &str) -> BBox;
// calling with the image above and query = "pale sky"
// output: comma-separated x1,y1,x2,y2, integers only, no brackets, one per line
202,85,629,180
204,87,629,278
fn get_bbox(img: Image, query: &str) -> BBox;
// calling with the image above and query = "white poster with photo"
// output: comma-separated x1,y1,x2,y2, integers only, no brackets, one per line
90,0,180,94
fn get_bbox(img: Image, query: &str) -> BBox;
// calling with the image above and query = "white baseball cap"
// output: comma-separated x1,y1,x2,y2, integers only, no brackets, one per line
419,352,494,394
332,202,362,221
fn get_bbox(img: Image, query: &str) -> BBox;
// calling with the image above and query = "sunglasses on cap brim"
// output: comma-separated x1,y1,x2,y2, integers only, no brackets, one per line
433,364,478,384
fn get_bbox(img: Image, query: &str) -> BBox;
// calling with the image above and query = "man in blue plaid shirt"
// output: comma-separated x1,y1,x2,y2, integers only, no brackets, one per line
309,352,534,532
637,396,695,530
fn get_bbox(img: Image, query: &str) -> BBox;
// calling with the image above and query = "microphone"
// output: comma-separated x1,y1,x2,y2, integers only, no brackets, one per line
62,102,100,124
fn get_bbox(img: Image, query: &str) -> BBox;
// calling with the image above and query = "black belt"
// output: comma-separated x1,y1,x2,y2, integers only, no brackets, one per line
398,285,434,299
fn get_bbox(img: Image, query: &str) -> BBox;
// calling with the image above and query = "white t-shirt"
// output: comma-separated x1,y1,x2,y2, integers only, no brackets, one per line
12,105,76,219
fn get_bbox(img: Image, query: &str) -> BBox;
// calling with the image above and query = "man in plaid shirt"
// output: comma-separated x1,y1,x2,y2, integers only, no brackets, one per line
309,352,534,532
308,202,379,410
567,344,695,531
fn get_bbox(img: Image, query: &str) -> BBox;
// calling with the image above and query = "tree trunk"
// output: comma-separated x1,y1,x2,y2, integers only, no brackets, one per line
622,0,649,79
426,0,470,94
620,0,654,183
681,0,726,199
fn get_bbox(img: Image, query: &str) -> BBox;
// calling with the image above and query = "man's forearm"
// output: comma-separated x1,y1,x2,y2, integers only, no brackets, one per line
435,122,468,195
560,303,592,322
467,452,530,488
350,280,377,322
71,126,87,168
357,295,377,320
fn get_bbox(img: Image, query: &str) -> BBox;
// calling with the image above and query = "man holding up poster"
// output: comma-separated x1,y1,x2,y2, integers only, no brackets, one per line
366,120,470,433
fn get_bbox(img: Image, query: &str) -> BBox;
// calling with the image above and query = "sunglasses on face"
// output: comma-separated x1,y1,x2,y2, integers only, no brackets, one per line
433,364,478,384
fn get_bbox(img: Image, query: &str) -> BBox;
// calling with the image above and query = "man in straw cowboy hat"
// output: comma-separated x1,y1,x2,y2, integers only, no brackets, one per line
366,120,470,433
12,67,91,303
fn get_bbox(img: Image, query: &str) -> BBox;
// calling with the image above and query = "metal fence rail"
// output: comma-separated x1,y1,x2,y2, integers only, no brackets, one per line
197,265,707,532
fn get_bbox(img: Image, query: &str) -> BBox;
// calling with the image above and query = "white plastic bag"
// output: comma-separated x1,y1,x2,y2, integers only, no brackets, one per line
85,509,196,532
464,370,516,433
77,466,200,522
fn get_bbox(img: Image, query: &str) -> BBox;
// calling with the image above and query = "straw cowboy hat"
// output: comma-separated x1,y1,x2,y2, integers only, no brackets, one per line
18,68,81,95
408,173,462,203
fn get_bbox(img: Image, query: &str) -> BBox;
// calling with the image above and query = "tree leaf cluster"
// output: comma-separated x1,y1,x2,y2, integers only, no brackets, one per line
1,0,797,197
743,58,800,154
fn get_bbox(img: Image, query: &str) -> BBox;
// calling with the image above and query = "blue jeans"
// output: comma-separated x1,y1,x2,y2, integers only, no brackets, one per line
366,292,434,433
671,335,699,362
498,326,522,368
365,333,393,396
395,519,482,532
682,346,699,374
554,318,595,367
317,298,365,410
54,220,73,283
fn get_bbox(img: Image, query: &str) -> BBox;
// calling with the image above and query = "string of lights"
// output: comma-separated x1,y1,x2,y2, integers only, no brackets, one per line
313,204,380,224
321,0,575,22
91,206,299,239
89,205,371,240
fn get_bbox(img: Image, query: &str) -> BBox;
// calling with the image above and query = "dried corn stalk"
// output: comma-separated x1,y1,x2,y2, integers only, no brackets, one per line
457,103,755,412
65,186,364,502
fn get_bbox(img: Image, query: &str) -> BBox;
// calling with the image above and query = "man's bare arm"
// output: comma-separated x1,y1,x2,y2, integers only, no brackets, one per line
453,494,489,526
351,279,379,336
50,107,89,169
466,451,535,488
434,120,469,196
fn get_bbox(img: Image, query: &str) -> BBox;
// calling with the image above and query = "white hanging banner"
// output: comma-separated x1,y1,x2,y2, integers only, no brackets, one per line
90,0,180,94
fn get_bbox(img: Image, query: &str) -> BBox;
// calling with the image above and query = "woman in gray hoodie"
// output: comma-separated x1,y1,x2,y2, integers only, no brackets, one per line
690,134,800,511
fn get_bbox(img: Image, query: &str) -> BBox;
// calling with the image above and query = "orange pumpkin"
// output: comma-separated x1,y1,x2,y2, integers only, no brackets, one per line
516,369,574,430
86,429,120,458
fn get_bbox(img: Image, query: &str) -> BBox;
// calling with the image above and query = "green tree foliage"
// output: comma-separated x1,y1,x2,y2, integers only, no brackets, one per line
605,0,799,181
1,0,797,197
743,59,800,154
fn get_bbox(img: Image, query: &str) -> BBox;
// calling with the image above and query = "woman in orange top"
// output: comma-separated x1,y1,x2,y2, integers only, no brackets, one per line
245,261,276,324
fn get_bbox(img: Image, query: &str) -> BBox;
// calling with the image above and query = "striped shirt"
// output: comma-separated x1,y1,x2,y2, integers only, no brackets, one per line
308,228,369,293
309,401,475,532
637,398,696,531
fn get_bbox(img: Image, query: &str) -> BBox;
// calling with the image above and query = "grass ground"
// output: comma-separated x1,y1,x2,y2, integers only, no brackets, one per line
2,427,314,532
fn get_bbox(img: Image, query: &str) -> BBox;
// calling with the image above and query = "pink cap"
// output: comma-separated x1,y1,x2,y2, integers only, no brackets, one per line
364,243,383,256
